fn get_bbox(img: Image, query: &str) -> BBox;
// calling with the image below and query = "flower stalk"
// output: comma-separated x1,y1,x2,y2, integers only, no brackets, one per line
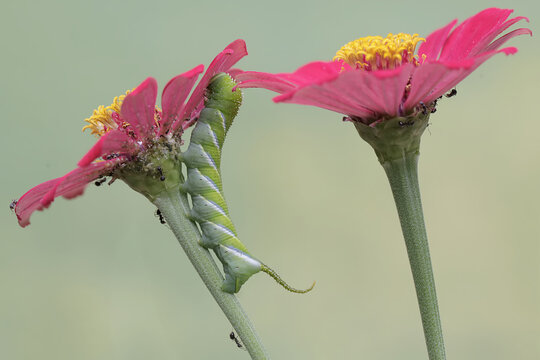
355,114,445,359
382,154,446,360
153,188,270,360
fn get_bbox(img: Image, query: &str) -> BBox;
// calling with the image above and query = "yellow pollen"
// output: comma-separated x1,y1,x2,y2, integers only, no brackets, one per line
82,91,130,136
333,33,425,71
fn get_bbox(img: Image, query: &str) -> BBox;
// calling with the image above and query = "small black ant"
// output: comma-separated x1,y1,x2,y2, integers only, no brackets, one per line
445,88,457,98
419,102,428,115
9,199,17,211
229,331,244,350
157,166,165,181
104,153,119,160
399,120,415,127
155,209,166,224
94,178,107,186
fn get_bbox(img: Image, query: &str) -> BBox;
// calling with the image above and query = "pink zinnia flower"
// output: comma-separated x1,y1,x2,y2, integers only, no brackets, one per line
233,8,530,124
13,40,247,227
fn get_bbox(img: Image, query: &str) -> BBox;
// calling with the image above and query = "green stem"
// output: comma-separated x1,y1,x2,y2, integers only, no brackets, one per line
153,189,269,360
381,153,446,360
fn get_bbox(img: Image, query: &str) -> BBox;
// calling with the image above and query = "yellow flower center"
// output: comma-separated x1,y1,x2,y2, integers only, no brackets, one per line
334,33,425,71
82,90,162,137
82,91,130,136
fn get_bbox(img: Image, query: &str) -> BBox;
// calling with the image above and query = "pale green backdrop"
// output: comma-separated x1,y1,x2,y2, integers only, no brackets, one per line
1,0,538,359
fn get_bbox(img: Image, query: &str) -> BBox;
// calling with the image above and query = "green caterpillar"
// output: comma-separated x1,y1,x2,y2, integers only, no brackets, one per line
180,73,314,294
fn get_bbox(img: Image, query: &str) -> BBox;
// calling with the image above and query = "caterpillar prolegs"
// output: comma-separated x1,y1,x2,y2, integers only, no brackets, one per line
180,73,314,294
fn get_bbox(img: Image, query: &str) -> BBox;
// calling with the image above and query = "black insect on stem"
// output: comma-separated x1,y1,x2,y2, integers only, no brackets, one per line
94,178,107,186
419,102,428,115
9,200,17,211
155,209,166,224
229,331,244,350
399,120,415,127
157,166,165,181
445,88,457,98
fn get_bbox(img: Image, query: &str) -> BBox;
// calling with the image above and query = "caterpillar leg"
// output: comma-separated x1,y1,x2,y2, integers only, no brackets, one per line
214,244,262,293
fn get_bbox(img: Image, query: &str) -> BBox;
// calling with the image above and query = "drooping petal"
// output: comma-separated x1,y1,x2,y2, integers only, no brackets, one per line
181,102,205,131
404,61,472,109
483,27,533,53
408,46,518,107
275,82,375,119
275,63,413,118
424,46,518,103
233,70,296,93
160,64,205,136
120,77,158,140
176,40,248,131
15,159,123,227
277,60,345,86
418,19,458,61
338,65,414,117
77,130,138,167
470,15,530,56
438,8,515,61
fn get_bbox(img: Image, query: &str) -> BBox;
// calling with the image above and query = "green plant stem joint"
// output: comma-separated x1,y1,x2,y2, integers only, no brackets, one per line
353,109,447,360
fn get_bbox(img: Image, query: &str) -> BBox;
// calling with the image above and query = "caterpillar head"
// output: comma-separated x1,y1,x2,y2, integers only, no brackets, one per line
205,73,242,130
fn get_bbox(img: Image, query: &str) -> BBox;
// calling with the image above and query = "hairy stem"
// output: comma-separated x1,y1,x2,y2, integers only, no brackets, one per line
153,189,269,360
381,153,446,360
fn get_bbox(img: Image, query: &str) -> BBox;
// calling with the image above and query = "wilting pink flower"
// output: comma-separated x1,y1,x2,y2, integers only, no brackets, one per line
233,8,530,124
14,40,247,227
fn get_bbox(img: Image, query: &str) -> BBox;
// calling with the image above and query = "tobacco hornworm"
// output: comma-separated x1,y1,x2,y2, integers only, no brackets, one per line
180,73,314,294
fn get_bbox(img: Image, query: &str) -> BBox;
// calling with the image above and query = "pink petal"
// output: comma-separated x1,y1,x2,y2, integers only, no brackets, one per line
77,130,138,167
181,102,205,131
275,63,413,118
418,19,458,61
233,70,296,93
484,28,533,53
120,77,158,140
433,46,519,96
176,39,248,131
275,83,374,119
278,61,345,86
470,16,530,56
227,68,244,78
343,65,414,117
160,64,205,136
439,8,515,61
408,46,518,107
232,61,348,94
15,159,122,227
404,61,471,109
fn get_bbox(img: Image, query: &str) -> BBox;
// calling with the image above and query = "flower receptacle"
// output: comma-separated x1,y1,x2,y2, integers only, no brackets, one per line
118,139,183,201
353,111,430,164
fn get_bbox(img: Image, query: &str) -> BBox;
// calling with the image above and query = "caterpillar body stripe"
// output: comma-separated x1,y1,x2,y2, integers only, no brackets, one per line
181,73,314,294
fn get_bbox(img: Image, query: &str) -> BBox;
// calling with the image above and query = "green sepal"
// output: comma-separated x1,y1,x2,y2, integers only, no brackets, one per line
353,111,430,164
117,139,183,201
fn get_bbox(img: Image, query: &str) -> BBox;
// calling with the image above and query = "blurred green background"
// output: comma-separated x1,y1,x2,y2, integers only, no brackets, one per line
1,0,538,359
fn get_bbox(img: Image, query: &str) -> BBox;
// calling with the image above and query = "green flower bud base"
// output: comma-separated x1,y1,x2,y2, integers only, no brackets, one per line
353,111,430,164
117,138,183,201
